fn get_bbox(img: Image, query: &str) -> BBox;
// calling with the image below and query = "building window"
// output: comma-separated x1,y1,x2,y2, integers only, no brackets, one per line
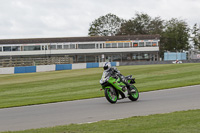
24,45,41,51
70,55,76,62
118,43,123,48
57,45,63,49
3,46,12,51
100,44,103,48
152,42,157,47
144,53,150,59
70,44,76,49
122,53,132,61
146,42,152,47
0,47,2,52
78,44,95,49
64,45,69,49
112,43,117,48
124,43,130,48
95,44,99,49
105,43,111,48
42,45,47,50
137,53,143,59
12,46,21,51
77,55,85,62
50,45,56,50
139,42,144,47
112,54,121,61
86,55,95,62
136,53,148,60
133,43,138,47
132,54,137,60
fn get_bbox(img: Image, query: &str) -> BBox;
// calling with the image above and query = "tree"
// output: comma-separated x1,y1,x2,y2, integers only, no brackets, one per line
148,16,165,35
117,19,136,35
191,23,200,49
118,12,164,35
161,18,190,52
88,13,124,36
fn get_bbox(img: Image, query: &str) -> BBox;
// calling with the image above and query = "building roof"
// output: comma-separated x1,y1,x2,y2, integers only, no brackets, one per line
0,35,160,44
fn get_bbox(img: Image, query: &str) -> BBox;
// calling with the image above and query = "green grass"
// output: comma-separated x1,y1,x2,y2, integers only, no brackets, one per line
0,63,200,108
2,109,200,133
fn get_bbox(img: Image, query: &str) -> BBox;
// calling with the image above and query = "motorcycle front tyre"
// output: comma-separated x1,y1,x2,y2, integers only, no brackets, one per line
128,85,139,101
104,88,118,104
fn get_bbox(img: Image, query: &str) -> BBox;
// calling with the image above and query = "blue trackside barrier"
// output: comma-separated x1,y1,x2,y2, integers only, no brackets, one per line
86,63,99,68
56,64,72,71
14,67,25,74
14,66,36,74
1,62,119,74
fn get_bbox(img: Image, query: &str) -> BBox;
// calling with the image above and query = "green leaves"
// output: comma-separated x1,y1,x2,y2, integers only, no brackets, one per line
162,18,190,52
118,12,164,35
88,13,125,36
191,23,200,49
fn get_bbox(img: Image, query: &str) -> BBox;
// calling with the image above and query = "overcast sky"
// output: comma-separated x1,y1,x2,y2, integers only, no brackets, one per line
0,0,199,39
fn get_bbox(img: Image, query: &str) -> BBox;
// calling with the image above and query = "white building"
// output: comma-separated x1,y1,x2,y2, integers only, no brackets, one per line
0,35,160,63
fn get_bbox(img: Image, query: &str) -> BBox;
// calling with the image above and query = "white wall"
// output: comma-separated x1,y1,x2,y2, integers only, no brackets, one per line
36,65,55,72
72,63,86,69
0,67,14,74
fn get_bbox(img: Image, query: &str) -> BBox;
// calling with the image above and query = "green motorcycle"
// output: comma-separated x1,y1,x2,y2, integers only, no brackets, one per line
100,71,139,104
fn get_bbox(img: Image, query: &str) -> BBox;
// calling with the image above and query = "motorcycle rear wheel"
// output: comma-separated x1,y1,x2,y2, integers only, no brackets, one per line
105,87,118,104
128,85,139,101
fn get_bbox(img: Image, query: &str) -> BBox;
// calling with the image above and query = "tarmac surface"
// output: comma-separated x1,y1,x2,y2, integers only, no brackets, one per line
0,85,200,132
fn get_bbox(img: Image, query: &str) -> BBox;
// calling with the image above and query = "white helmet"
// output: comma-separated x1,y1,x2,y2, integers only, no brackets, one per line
103,62,111,71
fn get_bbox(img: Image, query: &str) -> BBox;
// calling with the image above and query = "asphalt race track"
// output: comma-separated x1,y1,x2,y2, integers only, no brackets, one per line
0,85,200,132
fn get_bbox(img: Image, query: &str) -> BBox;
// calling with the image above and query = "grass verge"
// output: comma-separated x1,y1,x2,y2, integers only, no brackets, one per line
0,63,200,108
2,109,200,133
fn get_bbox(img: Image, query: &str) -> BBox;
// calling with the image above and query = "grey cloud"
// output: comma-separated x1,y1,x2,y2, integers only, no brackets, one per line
0,0,200,39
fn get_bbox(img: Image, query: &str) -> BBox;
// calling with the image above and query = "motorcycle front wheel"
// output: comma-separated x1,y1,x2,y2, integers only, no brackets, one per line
128,85,139,101
105,87,118,104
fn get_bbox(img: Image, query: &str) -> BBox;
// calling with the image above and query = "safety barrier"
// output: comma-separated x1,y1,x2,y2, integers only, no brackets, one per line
15,66,36,74
0,62,119,74
164,52,186,61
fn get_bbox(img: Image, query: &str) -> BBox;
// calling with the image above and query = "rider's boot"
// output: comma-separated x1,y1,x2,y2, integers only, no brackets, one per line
121,76,136,94
126,83,136,94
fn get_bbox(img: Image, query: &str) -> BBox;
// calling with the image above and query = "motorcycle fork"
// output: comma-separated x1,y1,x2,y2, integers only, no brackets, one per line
109,87,116,95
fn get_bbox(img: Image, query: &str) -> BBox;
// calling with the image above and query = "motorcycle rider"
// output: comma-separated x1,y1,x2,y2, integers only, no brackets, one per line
103,62,135,94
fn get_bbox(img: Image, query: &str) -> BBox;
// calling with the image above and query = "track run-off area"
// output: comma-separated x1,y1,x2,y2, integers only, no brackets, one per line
0,85,200,132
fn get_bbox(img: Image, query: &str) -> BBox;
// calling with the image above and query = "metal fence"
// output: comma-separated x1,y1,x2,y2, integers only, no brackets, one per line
0,56,73,67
